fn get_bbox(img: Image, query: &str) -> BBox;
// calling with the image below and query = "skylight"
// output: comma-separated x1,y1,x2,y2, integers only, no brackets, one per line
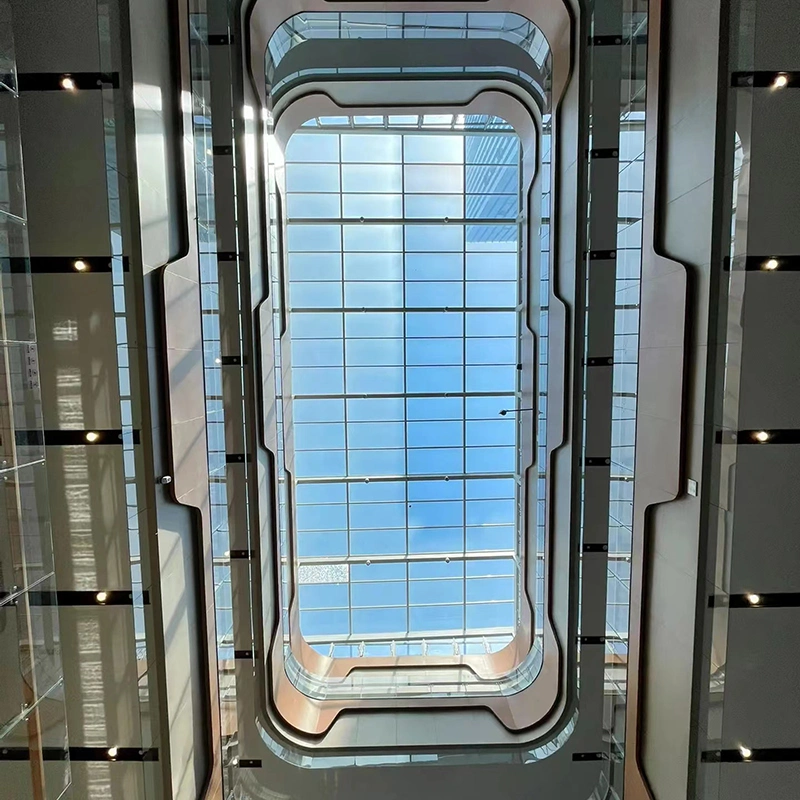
277,115,525,658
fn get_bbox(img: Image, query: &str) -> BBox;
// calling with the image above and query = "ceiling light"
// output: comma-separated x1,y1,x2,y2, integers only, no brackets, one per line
107,746,118,759
73,259,89,272
739,745,752,759
60,76,77,91
763,258,779,271
772,73,789,89
85,431,101,443
753,430,770,443
96,591,109,604
746,593,761,606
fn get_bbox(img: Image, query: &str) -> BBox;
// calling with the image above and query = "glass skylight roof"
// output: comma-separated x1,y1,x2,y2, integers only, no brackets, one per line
276,115,525,657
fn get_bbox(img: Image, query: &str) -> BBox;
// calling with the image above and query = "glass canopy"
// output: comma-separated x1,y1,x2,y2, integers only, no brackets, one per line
276,115,527,658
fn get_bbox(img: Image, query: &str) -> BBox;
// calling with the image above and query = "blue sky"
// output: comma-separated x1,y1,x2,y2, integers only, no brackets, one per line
280,120,525,653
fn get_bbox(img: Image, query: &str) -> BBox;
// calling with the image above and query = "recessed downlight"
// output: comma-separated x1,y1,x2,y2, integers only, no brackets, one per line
96,591,109,604
107,746,118,759
753,430,770,443
73,259,89,272
85,431,101,443
763,258,779,271
739,745,752,759
60,76,77,91
772,73,789,89
746,593,761,606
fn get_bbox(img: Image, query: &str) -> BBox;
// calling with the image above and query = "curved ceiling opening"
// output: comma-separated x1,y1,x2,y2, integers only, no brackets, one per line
281,112,529,665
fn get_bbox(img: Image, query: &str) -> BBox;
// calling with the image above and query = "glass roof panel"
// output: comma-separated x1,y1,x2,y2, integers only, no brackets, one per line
279,115,524,656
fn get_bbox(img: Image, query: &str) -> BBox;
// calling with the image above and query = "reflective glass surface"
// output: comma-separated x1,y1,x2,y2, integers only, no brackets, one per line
266,12,551,104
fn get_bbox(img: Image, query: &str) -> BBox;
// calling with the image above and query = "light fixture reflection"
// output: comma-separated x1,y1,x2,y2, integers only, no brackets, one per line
85,431,101,443
96,591,109,604
739,745,752,759
746,593,761,606
763,258,779,271
73,259,89,272
772,73,789,89
60,76,77,92
753,430,771,443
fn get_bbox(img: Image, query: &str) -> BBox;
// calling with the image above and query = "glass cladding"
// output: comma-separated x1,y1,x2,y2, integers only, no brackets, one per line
278,116,526,656
267,12,551,90
1,0,69,791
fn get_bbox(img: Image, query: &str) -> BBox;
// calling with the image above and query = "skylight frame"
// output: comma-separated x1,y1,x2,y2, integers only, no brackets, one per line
266,101,548,700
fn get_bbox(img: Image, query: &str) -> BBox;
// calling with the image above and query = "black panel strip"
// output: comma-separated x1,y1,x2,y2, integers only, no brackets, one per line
702,748,800,763
590,34,647,46
585,356,614,367
23,590,150,606
234,649,255,659
587,249,617,261
238,758,262,769
584,456,611,467
3,256,130,274
208,34,234,46
716,429,800,445
725,254,800,272
69,747,158,762
710,593,800,609
212,144,233,156
578,635,606,645
228,550,255,560
572,751,609,761
588,147,619,159
732,71,799,89
226,453,248,464
582,542,609,553
0,747,157,761
24,429,141,446
28,256,128,273
17,72,120,91
14,430,44,446
217,251,239,262
220,355,246,366
0,748,68,761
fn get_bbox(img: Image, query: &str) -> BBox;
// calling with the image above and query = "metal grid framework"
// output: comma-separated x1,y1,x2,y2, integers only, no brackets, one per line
275,115,534,658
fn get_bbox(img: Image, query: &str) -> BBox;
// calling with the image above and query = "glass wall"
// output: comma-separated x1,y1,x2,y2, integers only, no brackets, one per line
265,12,551,105
0,1,70,794
188,0,239,785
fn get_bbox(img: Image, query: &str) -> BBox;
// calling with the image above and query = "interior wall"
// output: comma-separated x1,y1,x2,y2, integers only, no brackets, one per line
128,0,218,794
694,0,800,798
636,0,729,797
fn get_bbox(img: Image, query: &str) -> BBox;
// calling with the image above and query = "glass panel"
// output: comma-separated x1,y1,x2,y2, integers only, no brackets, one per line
281,117,524,653
0,462,54,598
